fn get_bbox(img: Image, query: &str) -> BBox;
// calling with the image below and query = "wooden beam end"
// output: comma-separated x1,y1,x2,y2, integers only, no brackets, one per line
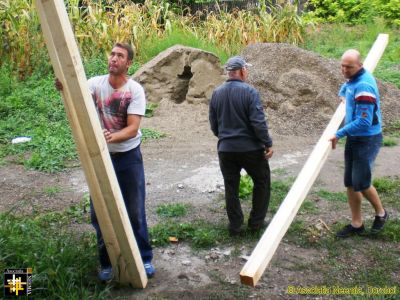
240,274,256,287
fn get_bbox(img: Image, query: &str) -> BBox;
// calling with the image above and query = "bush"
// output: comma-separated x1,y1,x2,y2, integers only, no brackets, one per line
304,0,400,25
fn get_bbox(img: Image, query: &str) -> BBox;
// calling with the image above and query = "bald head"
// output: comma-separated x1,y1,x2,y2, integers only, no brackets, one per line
341,49,363,79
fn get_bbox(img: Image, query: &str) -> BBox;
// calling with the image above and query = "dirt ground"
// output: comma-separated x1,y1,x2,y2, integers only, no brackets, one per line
1,44,399,299
1,99,399,299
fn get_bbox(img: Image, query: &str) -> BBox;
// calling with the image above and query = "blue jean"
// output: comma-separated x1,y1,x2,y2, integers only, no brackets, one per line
218,149,271,230
344,133,382,192
90,145,153,268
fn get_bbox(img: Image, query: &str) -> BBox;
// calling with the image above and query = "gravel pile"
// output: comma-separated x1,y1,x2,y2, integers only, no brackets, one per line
242,43,400,136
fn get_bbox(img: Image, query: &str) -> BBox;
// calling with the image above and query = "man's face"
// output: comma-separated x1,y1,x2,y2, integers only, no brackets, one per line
341,56,362,79
108,46,131,75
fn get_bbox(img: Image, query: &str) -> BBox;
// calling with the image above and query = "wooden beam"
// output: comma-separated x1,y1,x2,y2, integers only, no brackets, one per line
240,34,389,287
35,0,147,288
35,2,129,282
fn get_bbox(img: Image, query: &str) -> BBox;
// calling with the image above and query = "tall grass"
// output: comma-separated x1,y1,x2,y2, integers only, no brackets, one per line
0,0,48,78
1,0,306,77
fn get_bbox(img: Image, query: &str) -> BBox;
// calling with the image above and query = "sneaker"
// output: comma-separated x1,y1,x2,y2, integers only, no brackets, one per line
98,266,113,282
371,210,389,234
336,224,366,238
144,262,155,278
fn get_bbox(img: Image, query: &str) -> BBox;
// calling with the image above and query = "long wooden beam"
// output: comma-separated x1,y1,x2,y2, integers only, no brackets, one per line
35,0,147,288
240,34,389,287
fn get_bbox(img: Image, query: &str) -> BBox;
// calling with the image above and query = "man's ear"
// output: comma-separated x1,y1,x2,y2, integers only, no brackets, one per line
240,68,246,79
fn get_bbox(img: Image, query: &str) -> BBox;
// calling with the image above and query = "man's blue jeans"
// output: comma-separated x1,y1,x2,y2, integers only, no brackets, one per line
344,133,382,192
90,145,153,268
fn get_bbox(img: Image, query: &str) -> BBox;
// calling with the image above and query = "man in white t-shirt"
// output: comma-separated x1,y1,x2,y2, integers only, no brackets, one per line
56,43,154,282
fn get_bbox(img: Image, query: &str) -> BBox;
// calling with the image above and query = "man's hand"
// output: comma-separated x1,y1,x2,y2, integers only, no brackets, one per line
329,136,339,149
55,78,63,91
264,147,273,159
103,129,114,143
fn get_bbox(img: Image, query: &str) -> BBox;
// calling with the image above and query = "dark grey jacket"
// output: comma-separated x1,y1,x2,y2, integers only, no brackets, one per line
209,79,272,152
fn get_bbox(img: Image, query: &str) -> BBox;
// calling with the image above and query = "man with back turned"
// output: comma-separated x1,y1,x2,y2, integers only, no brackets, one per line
209,56,273,236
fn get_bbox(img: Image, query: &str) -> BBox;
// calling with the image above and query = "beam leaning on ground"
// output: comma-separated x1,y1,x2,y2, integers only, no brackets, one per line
240,34,389,287
35,0,147,288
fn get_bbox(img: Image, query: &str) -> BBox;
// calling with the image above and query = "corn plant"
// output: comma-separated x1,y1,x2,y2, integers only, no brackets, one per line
0,0,46,78
1,0,306,77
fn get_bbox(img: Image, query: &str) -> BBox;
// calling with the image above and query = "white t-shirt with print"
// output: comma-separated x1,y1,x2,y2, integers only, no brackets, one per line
87,75,146,153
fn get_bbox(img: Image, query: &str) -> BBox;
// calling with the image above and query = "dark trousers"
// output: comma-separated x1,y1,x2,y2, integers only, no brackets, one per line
90,145,153,268
218,149,271,230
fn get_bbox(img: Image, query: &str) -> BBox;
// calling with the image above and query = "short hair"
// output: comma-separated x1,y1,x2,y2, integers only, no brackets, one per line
113,42,134,61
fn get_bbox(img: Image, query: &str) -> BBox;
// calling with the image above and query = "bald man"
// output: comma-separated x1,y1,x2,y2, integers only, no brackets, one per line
330,49,388,238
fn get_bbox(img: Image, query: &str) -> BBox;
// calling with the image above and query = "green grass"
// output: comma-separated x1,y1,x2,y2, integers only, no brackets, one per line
302,20,400,88
141,128,166,141
315,189,348,203
383,136,398,147
149,220,228,248
149,219,268,249
269,179,293,213
0,209,110,299
0,71,76,172
373,176,399,194
156,203,190,218
137,27,229,65
299,199,319,214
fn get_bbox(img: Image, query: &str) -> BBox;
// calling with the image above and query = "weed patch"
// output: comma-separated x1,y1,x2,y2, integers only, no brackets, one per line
239,175,253,200
373,176,399,194
382,137,398,147
142,128,166,141
0,210,110,299
156,203,190,218
145,103,159,118
315,189,348,203
299,200,319,214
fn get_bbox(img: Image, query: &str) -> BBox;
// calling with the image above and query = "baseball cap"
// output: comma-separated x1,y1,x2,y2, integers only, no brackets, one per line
225,56,252,71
